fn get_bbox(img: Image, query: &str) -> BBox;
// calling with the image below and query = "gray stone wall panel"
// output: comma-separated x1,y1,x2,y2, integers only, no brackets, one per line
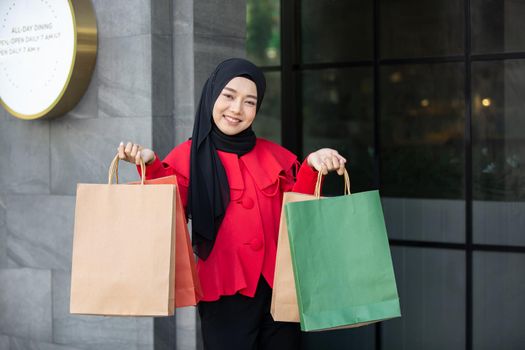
10,337,85,350
194,0,246,39
0,195,6,268
176,307,197,350
173,0,195,145
1,106,9,121
173,111,194,146
0,334,8,349
52,271,153,350
98,35,152,119
193,35,246,96
0,268,52,342
152,116,175,160
0,119,50,194
173,0,193,35
67,65,99,120
5,195,74,270
153,317,176,350
92,0,151,38
152,0,172,35
50,117,151,195
152,34,174,119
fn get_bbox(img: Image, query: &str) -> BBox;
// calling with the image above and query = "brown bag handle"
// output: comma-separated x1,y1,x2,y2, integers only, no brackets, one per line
107,154,146,185
314,168,351,199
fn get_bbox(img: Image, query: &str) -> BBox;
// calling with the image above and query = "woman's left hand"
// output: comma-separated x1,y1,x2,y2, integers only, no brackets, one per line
307,148,347,175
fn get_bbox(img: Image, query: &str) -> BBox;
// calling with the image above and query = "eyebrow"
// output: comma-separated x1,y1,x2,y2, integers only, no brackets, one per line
223,87,257,100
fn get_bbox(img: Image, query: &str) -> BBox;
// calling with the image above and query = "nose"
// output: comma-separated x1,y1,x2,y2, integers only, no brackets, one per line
229,97,242,115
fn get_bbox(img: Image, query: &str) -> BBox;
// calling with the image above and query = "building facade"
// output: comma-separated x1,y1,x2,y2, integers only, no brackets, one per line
247,1,525,349
1,0,524,349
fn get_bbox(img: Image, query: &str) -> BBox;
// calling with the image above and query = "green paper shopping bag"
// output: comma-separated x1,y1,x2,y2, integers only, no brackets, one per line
285,170,401,331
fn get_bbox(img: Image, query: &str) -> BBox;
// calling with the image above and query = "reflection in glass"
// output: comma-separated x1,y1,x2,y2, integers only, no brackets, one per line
382,197,465,243
380,63,465,199
383,247,466,350
472,60,525,246
246,0,281,66
473,252,525,349
380,0,463,58
472,0,525,54
301,0,373,63
253,71,281,144
302,68,374,195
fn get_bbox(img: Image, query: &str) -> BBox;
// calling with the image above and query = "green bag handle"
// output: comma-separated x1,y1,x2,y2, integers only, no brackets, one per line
314,168,351,198
107,154,146,185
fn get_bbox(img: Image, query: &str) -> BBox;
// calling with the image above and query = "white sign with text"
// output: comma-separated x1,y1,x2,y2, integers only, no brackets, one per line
0,0,75,116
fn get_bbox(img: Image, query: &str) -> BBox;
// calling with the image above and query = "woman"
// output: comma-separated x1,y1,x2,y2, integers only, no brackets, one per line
118,58,346,349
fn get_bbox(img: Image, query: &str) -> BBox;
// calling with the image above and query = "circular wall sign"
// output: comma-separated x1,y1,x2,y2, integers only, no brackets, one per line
0,0,97,120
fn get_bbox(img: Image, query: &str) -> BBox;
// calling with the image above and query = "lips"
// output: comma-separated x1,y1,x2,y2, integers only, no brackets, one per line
224,115,242,124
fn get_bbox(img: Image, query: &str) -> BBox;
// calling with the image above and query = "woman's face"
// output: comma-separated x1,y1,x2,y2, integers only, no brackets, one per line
212,77,258,135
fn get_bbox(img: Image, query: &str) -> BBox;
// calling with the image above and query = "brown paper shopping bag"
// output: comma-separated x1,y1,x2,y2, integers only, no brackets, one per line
132,175,202,308
70,156,178,316
271,191,321,322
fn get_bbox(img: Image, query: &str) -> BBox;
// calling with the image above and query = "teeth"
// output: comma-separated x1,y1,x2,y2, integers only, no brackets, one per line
224,115,241,123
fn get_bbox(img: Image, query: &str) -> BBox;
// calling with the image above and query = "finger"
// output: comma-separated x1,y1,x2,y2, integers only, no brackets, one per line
311,157,323,172
310,155,322,171
312,159,322,173
124,142,133,156
130,144,139,158
320,163,328,175
337,162,345,175
323,158,333,172
331,155,340,170
135,150,142,165
118,141,125,159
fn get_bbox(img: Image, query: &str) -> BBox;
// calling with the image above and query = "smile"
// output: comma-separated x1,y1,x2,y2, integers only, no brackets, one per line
224,115,242,124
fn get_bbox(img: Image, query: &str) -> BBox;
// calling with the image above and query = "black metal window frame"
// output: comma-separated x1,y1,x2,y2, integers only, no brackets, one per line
253,0,525,349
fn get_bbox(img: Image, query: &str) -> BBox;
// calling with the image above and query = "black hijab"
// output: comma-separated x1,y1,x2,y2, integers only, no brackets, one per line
188,58,266,260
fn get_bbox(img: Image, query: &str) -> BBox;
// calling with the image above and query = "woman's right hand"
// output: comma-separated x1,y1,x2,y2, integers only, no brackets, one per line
117,141,155,165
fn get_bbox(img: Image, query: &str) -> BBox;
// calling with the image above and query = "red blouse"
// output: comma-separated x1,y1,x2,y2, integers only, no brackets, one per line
142,138,318,301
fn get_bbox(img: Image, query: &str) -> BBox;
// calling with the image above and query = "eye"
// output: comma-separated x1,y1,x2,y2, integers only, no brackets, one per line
246,100,256,106
222,93,234,99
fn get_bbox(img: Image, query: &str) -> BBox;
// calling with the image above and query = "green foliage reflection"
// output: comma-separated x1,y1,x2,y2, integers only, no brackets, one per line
246,0,280,66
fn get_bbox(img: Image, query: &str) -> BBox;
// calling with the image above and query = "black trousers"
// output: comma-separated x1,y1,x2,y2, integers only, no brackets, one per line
198,277,301,350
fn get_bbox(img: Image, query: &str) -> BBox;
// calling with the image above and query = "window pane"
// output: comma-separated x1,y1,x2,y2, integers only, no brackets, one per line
382,247,466,350
246,0,280,66
302,67,374,195
302,326,375,350
380,0,464,58
472,0,525,54
380,66,466,245
472,60,525,246
253,71,281,144
473,252,525,349
382,198,465,243
301,0,373,63
380,63,465,199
